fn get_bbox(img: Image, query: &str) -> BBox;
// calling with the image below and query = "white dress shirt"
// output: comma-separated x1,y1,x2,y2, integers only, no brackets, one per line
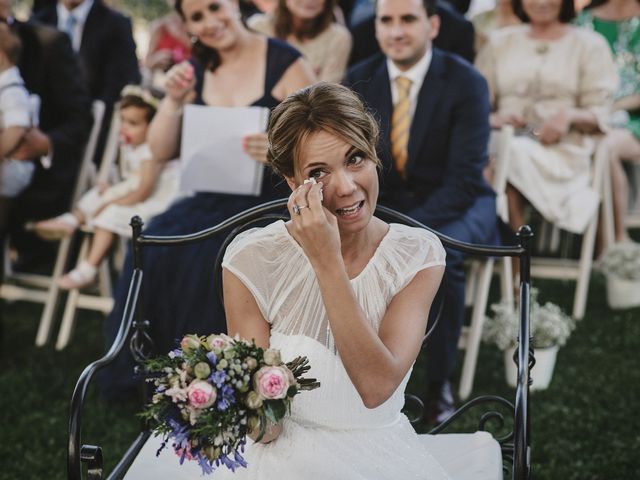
57,0,94,51
386,48,433,123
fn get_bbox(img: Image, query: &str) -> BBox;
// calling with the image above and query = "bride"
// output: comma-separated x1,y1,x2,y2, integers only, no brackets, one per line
219,82,448,479
130,83,487,478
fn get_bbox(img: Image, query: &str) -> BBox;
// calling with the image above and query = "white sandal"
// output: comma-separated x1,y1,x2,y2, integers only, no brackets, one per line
30,213,79,240
57,261,97,290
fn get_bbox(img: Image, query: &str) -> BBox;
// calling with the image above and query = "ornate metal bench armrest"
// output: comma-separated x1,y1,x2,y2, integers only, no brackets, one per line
68,268,143,480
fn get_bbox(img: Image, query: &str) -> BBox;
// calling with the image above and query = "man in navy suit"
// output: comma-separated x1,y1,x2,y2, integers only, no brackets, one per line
348,0,474,67
0,0,91,247
344,0,497,424
33,0,140,162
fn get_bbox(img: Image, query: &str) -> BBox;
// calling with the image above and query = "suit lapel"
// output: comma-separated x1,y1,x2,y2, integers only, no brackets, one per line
365,60,393,171
80,0,101,53
407,49,446,171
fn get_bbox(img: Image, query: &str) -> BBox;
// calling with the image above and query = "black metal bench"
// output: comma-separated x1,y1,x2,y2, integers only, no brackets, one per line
67,198,534,480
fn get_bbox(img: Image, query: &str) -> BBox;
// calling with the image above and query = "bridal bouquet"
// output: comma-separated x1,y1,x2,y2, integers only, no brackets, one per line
139,333,320,475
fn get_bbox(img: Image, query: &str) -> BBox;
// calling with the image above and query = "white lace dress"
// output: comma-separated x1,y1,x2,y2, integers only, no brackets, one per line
126,221,501,479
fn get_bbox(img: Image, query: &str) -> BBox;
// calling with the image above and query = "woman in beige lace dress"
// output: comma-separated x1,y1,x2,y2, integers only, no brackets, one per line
248,0,351,82
476,0,618,234
471,0,521,52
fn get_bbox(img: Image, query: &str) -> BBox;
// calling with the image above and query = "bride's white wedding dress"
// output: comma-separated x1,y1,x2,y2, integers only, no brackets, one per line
125,221,501,479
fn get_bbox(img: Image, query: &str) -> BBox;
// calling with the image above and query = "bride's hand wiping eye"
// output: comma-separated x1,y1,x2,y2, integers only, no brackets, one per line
287,181,341,267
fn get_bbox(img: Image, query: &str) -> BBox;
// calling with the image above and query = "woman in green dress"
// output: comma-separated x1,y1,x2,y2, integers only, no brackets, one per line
576,0,640,243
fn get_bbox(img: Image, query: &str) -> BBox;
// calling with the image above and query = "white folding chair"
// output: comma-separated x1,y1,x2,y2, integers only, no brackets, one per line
458,125,515,400
53,108,123,350
528,138,613,320
0,100,106,346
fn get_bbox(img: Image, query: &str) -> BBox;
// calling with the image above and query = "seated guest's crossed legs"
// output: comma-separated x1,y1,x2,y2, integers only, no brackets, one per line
423,194,498,425
604,128,640,243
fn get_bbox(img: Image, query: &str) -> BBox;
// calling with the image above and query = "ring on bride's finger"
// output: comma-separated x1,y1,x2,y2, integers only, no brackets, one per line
292,204,309,215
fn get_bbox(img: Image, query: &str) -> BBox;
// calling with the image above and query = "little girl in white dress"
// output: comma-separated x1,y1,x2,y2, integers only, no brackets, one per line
33,86,180,290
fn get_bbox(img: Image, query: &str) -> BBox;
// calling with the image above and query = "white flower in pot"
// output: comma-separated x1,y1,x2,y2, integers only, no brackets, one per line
599,243,640,310
483,289,575,390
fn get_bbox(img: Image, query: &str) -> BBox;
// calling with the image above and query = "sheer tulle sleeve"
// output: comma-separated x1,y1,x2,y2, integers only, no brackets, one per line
222,223,446,333
384,225,446,296
222,227,274,322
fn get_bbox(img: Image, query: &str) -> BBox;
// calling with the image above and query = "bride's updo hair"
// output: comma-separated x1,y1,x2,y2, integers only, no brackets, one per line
267,83,380,179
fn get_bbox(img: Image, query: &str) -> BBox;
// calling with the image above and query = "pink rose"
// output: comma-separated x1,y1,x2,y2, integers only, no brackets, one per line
253,366,291,400
180,334,201,354
206,334,228,350
187,380,217,409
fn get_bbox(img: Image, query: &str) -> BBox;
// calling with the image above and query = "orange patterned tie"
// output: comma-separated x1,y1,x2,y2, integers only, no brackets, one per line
390,76,412,177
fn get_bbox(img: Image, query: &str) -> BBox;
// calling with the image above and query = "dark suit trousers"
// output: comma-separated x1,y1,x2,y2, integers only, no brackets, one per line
424,194,498,383
0,196,10,270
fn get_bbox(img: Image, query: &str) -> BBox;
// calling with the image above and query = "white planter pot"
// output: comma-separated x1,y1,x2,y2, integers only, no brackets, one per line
606,274,640,310
504,345,558,391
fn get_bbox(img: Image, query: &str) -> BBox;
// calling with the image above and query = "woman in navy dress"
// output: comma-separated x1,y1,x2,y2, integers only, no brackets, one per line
100,0,315,396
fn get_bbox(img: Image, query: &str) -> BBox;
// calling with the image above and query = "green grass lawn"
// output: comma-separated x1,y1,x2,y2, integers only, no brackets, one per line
1,273,639,479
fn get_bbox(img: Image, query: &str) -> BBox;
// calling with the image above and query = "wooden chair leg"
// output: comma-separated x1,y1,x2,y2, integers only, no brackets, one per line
55,236,90,350
549,224,561,253
35,236,73,346
573,212,597,320
499,256,514,312
465,260,479,307
572,140,609,320
459,258,494,400
601,152,616,250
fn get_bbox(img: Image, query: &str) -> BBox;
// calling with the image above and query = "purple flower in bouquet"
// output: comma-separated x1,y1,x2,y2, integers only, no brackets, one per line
209,370,226,388
197,455,214,475
167,418,190,450
216,384,236,411
206,351,217,366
